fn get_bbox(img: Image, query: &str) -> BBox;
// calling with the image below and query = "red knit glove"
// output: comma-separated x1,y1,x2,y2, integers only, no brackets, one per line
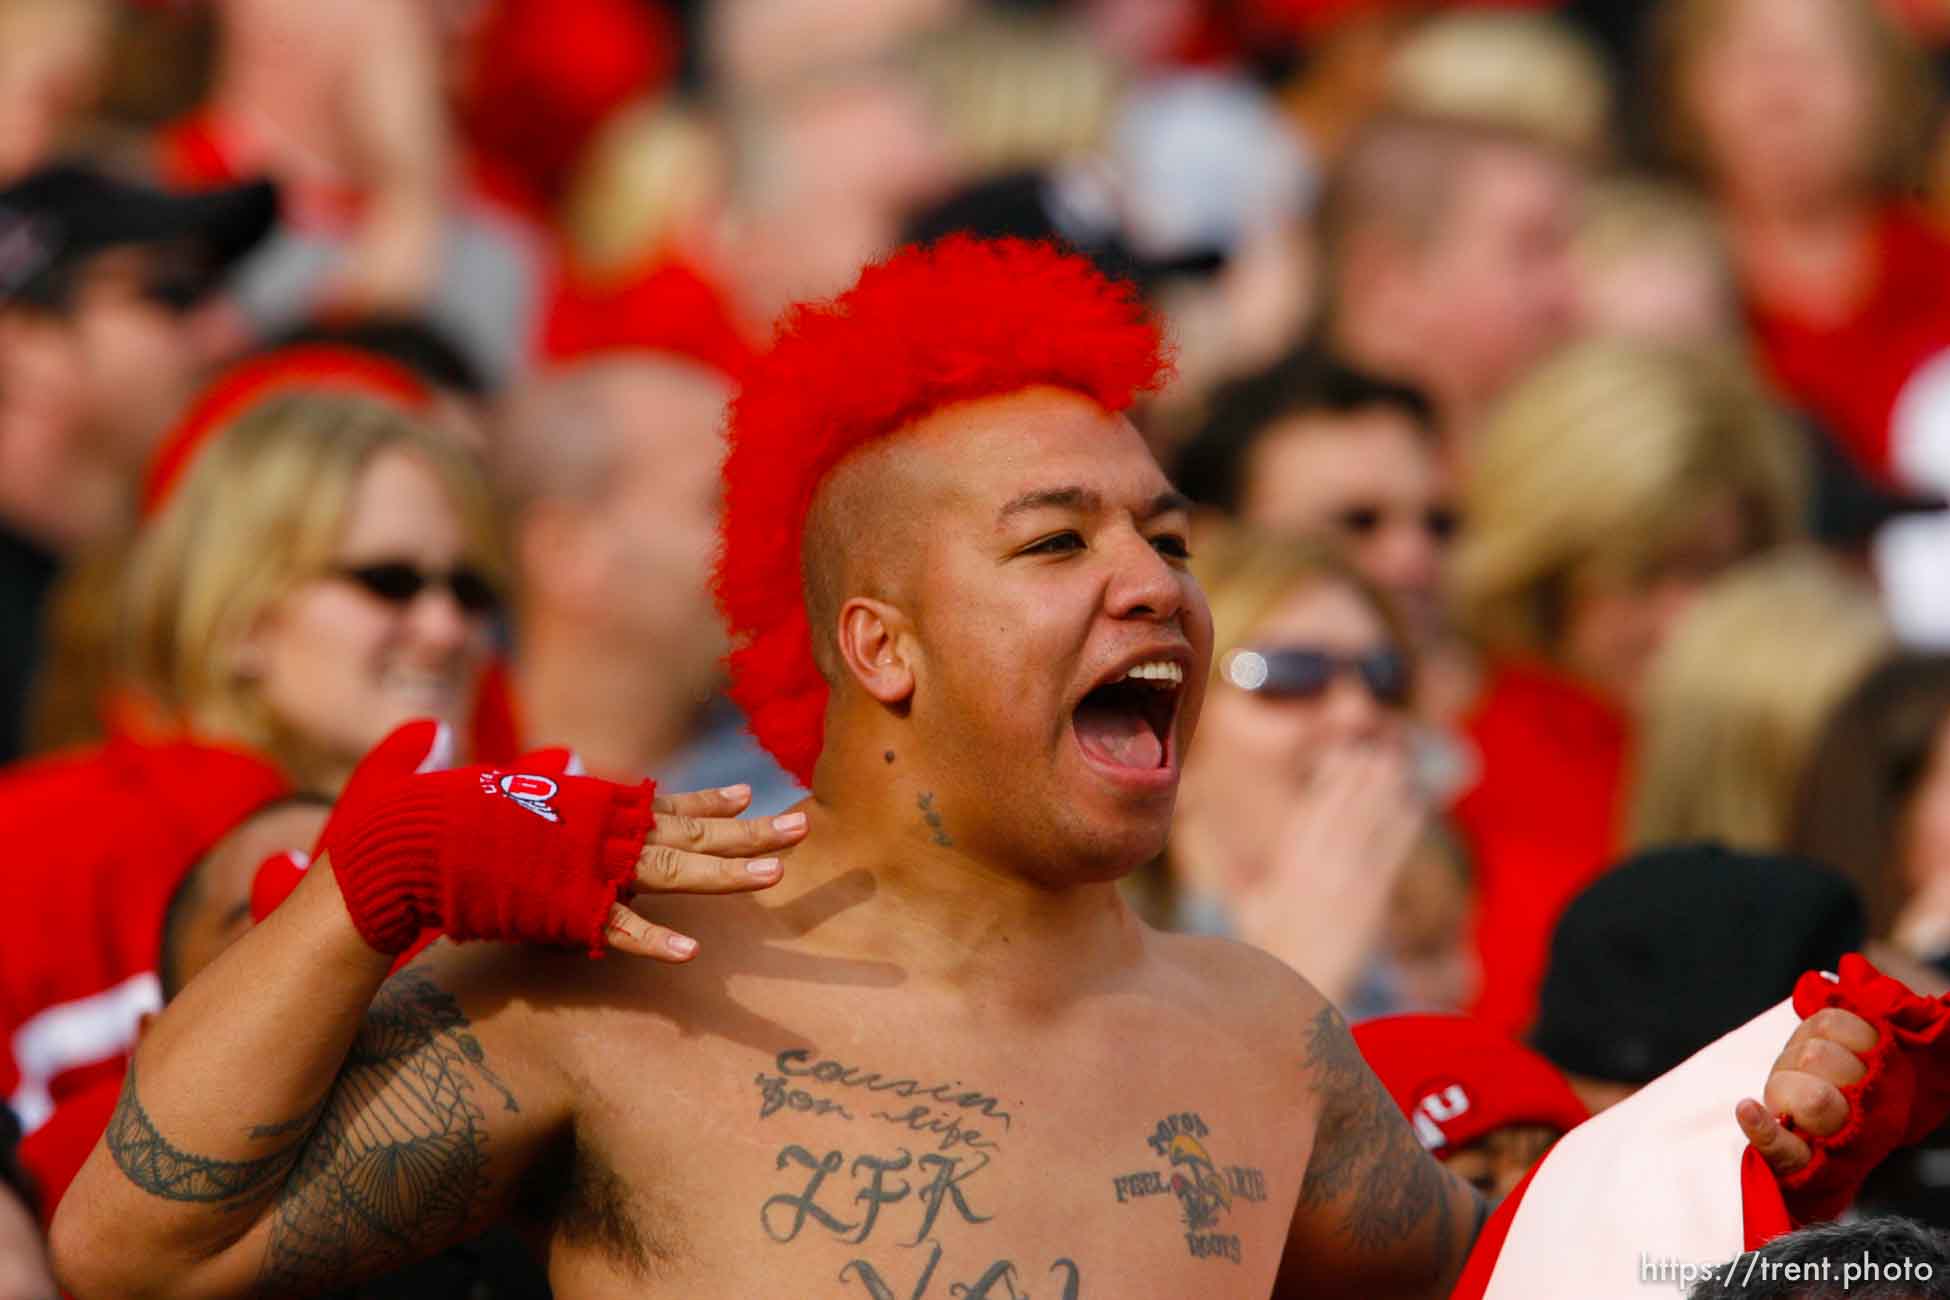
248,730,591,926
319,722,657,957
1775,953,1950,1223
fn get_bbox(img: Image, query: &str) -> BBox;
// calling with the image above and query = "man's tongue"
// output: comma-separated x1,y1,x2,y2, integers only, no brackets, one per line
1074,694,1164,770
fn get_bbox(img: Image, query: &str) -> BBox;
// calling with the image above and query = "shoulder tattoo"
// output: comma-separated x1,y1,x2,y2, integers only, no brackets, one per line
257,969,519,1293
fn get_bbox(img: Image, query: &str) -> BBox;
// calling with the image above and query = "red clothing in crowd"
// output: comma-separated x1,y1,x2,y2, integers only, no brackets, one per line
456,0,676,222
1452,661,1629,1038
1748,207,1950,487
0,735,287,1136
541,255,760,380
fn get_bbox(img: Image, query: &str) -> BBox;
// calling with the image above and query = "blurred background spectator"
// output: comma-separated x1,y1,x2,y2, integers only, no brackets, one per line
13,0,1950,1279
1451,339,1805,1035
1531,845,1866,1114
1354,1011,1588,1203
1628,549,1891,854
1795,655,1950,974
490,351,799,808
1138,529,1475,1014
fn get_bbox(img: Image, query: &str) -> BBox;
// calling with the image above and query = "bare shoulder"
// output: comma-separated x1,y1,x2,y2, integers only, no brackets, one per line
1138,925,1332,1056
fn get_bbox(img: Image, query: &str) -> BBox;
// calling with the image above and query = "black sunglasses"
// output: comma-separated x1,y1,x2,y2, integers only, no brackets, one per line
336,561,499,616
1221,646,1411,706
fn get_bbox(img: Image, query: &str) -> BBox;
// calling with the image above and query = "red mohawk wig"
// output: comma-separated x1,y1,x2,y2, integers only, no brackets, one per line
714,236,1172,787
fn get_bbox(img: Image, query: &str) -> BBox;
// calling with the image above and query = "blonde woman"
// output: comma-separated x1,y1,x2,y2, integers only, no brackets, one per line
1630,549,1890,852
1150,528,1474,1012
120,391,506,794
1450,338,1805,1035
0,383,502,1149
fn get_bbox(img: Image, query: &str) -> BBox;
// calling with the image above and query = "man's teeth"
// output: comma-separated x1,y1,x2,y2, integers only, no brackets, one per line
1122,661,1184,688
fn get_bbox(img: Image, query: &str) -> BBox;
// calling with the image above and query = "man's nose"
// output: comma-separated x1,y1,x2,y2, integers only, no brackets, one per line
1105,531,1184,623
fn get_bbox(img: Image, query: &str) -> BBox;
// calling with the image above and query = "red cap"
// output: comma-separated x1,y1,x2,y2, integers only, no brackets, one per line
1352,1014,1589,1156
541,257,755,381
459,0,676,209
140,345,433,518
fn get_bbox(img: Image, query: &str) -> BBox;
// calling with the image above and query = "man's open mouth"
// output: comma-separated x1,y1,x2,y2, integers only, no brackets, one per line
1072,659,1183,772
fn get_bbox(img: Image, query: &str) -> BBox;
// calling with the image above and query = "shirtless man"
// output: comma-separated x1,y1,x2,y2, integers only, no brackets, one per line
55,239,1872,1299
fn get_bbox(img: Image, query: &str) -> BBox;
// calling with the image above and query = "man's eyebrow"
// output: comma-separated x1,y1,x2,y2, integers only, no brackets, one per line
996,486,1102,522
1144,490,1194,521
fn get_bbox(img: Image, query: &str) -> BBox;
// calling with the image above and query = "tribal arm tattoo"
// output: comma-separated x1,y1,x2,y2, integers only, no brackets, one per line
257,969,520,1293
1279,1004,1484,1300
102,969,523,1297
105,1065,320,1204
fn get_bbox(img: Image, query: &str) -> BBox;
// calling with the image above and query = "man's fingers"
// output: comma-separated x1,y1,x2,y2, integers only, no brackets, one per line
634,843,787,895
1786,1033,1869,1090
603,903,703,962
1804,1007,1880,1057
1738,1097,1811,1174
648,809,809,860
653,785,755,819
1764,1070,1851,1140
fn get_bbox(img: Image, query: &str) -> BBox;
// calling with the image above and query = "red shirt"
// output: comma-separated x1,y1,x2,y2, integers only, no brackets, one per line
0,736,287,1134
1452,661,1629,1038
1749,207,1950,487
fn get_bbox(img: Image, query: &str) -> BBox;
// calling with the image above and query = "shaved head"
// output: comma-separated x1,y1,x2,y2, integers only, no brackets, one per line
801,435,936,684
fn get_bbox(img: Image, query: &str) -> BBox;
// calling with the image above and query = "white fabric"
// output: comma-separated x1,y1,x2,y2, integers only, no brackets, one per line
1479,1000,1800,1299
8,970,160,1133
1878,349,1950,647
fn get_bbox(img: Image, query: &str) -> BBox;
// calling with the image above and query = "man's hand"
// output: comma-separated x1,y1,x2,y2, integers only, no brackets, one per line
317,721,810,960
603,785,807,960
1735,1006,1878,1174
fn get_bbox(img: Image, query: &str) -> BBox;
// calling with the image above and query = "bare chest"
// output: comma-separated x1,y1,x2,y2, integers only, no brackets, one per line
544,990,1315,1299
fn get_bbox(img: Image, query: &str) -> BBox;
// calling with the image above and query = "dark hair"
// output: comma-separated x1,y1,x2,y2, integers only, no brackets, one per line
1689,1217,1950,1299
270,316,490,397
158,792,333,1002
1791,654,1950,942
1174,347,1435,515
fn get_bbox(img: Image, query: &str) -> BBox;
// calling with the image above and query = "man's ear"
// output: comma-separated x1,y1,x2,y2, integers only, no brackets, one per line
835,596,916,705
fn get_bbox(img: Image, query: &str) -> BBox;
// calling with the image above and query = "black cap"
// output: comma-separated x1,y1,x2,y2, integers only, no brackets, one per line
0,162,278,310
1532,843,1866,1085
902,168,1226,293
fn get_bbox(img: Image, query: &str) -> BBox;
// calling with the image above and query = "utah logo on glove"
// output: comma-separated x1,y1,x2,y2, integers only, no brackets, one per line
484,772,562,823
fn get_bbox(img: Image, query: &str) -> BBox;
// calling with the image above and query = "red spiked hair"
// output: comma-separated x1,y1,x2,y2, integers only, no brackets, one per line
714,236,1172,786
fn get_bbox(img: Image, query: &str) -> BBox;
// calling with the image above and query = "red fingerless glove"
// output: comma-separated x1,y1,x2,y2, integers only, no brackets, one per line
1775,953,1950,1223
318,722,656,957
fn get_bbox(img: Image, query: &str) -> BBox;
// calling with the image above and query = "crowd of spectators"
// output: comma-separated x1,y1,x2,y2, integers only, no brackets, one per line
6,0,1950,1293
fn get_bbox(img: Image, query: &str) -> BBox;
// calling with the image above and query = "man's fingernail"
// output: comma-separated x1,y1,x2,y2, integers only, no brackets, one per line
773,813,807,833
748,858,782,880
721,784,751,798
668,935,698,956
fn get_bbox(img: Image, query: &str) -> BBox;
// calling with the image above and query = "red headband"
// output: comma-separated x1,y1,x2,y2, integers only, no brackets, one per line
140,345,433,518
714,236,1171,786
